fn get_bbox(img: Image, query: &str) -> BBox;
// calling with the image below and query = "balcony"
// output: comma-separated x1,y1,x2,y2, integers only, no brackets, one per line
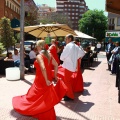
108,24,115,30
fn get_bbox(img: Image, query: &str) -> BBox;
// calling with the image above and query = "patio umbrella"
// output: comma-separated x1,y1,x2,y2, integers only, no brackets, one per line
74,30,96,39
13,24,77,38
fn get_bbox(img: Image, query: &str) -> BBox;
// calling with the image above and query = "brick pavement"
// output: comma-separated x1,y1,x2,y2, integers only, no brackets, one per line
0,52,120,120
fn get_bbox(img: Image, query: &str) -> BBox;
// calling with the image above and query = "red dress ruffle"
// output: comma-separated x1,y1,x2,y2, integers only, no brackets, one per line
52,59,84,92
12,54,67,120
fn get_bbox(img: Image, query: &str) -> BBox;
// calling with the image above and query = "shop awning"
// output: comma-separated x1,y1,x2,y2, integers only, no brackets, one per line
106,0,120,15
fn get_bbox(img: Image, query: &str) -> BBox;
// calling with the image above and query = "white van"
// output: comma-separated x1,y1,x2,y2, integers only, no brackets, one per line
24,40,36,52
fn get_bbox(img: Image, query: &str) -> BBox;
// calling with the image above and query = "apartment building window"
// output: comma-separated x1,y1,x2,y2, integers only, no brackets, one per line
10,14,13,19
14,6,16,12
72,17,74,19
10,3,11,9
7,1,9,7
5,11,8,17
76,9,78,11
117,17,120,26
80,6,84,8
12,5,14,10
112,18,114,24
80,10,83,12
5,0,7,6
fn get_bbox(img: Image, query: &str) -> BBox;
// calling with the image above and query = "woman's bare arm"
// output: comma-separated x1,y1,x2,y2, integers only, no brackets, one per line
51,55,58,81
36,55,51,86
4,57,14,61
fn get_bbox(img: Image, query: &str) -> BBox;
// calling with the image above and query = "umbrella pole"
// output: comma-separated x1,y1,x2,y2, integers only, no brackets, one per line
20,0,25,79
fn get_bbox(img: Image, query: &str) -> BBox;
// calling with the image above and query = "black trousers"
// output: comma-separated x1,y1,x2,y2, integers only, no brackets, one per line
106,53,112,70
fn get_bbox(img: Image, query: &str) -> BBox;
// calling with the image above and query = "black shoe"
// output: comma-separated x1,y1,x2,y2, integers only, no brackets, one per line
106,69,111,71
64,96,73,101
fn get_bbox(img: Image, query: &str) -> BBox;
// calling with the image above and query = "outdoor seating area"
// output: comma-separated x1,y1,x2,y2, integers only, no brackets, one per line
0,58,14,75
81,46,98,68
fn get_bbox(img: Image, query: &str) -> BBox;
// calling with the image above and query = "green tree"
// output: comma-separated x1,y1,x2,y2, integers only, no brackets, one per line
0,42,5,54
24,1,38,26
0,17,16,52
78,9,108,41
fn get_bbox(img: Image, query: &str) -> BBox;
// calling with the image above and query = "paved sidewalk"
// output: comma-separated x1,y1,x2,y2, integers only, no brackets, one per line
0,52,120,120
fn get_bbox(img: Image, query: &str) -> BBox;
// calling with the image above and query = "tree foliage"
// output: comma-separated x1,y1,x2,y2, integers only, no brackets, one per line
0,17,16,51
0,42,5,54
24,1,38,26
78,9,108,41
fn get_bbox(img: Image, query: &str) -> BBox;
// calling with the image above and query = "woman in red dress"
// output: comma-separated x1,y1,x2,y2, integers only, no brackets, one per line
72,58,84,92
12,40,67,120
48,39,60,66
57,59,84,93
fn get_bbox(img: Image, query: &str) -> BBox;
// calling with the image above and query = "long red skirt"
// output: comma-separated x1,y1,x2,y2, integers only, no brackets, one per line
12,80,67,120
52,65,84,93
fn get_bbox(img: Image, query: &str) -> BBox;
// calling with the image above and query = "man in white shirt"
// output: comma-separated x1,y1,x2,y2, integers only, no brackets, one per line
60,34,85,101
96,42,101,53
29,48,36,64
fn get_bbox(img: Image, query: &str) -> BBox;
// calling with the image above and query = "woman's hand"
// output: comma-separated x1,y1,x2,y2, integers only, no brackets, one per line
46,80,52,86
54,76,58,82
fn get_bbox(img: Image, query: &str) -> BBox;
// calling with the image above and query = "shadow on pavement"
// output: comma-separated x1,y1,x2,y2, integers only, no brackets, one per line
82,61,102,70
92,61,102,67
57,116,79,120
60,99,94,120
74,100,94,112
10,109,37,120
84,82,92,87
21,79,32,85
82,89,91,96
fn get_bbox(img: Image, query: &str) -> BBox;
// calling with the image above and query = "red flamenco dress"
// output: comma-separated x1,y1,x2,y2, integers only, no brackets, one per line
55,59,84,92
12,54,67,120
49,44,60,66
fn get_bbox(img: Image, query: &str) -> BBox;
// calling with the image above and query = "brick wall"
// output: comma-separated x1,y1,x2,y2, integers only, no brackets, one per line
0,0,5,18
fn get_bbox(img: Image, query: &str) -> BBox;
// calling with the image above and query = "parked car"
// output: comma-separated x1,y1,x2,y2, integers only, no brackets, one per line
24,40,36,52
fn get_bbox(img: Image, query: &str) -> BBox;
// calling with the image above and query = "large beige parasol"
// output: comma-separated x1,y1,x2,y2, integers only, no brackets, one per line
14,24,77,38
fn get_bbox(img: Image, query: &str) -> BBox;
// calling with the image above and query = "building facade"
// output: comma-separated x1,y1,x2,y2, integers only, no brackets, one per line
106,12,120,42
0,0,20,20
56,0,88,30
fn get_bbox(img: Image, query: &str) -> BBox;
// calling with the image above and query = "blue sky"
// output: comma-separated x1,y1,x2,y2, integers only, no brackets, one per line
34,0,108,15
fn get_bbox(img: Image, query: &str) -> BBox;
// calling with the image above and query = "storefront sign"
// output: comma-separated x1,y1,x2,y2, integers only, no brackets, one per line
106,32,120,37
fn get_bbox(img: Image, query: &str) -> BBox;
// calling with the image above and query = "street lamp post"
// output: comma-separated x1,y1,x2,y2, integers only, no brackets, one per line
20,0,25,79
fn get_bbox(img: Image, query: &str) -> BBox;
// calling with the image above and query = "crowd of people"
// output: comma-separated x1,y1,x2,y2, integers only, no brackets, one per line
5,35,120,119
9,34,87,120
105,38,120,74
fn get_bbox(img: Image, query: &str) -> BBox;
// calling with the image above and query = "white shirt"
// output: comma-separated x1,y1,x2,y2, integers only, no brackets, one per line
12,54,20,61
60,42,85,72
29,50,36,59
96,43,101,48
